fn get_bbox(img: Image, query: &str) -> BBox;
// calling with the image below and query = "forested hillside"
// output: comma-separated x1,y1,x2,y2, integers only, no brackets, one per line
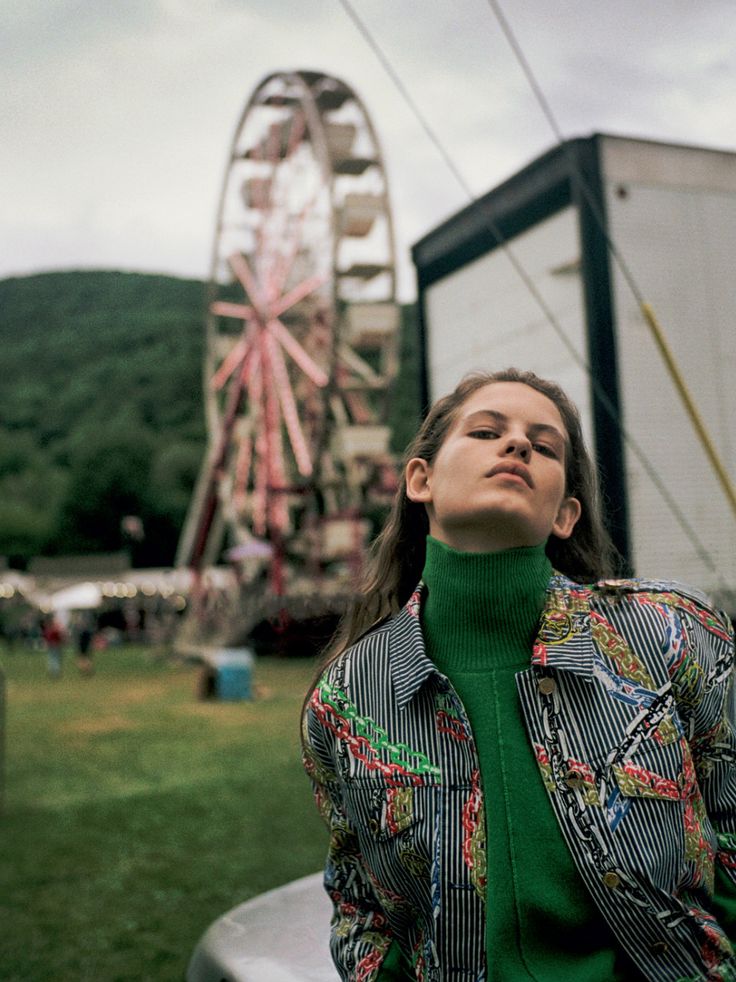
0,270,421,568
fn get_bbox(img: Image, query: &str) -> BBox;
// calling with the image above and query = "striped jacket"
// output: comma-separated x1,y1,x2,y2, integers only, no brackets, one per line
302,574,736,981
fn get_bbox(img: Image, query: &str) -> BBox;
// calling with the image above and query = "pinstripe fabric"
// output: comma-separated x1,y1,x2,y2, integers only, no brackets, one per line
302,576,736,982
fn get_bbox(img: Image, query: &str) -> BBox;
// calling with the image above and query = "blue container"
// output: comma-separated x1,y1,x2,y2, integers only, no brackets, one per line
211,649,254,701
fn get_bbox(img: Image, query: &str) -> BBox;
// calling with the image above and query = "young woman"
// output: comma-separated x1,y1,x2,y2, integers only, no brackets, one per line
302,368,736,982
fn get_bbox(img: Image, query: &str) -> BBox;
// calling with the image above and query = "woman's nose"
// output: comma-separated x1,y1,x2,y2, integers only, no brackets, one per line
502,435,531,460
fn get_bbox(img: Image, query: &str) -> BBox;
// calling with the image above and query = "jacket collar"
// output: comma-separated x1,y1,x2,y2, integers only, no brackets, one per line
532,573,596,681
389,574,596,710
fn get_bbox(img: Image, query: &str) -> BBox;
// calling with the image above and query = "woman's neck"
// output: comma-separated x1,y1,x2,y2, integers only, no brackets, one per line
421,536,552,670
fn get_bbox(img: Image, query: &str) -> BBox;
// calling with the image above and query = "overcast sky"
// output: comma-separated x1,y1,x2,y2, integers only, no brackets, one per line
3,0,735,299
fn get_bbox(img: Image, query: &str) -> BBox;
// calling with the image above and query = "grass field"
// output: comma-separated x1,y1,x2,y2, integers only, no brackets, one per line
0,643,328,982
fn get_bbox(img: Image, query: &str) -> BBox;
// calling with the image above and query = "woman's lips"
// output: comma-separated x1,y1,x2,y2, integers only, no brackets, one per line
486,463,533,488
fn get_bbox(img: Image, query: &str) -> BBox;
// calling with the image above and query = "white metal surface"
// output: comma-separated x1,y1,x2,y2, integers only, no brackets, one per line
421,136,736,604
601,136,736,595
186,873,337,982
424,205,593,447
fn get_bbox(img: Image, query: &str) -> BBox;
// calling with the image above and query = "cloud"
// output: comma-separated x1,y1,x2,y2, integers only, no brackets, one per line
2,0,735,297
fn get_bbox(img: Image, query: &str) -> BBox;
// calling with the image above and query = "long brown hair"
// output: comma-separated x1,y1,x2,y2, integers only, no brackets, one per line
323,368,618,667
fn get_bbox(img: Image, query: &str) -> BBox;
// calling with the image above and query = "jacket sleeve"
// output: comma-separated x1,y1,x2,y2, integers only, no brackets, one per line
700,619,736,940
674,601,736,924
302,682,397,981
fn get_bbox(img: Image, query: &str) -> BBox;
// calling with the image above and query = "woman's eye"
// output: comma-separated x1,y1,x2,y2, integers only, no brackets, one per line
533,443,557,458
469,429,498,440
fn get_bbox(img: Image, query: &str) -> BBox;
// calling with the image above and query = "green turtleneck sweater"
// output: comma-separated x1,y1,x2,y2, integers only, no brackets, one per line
393,537,636,981
378,538,735,979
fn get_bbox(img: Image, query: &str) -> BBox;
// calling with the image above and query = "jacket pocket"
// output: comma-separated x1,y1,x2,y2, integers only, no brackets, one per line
341,785,433,918
344,784,417,840
610,729,688,801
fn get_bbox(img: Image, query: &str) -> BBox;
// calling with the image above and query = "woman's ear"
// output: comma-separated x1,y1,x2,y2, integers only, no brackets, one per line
405,457,433,503
551,496,581,540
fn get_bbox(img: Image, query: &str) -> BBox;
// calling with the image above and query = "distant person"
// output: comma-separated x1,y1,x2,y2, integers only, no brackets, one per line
42,616,65,679
76,617,95,676
302,368,736,980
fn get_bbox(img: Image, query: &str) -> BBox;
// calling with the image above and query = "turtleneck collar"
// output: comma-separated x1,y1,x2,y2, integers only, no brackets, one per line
421,535,552,671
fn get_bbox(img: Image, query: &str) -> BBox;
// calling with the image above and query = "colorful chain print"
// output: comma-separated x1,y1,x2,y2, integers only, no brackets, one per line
680,744,715,891
671,655,705,712
533,745,601,805
590,609,655,689
411,938,428,982
567,757,601,806
385,787,414,835
612,759,680,800
533,743,556,793
533,588,589,661
406,587,422,619
366,864,408,916
591,608,678,744
311,679,441,785
687,907,735,975
435,692,470,742
355,948,383,982
636,592,732,643
462,769,486,899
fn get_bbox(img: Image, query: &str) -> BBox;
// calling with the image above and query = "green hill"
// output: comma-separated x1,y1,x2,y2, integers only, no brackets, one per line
0,270,421,567
0,271,208,566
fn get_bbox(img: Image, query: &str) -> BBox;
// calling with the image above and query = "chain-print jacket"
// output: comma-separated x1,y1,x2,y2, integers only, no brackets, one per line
302,574,736,982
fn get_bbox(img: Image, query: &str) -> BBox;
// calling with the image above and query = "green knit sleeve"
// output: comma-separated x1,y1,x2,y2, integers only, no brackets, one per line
376,938,414,980
712,863,736,944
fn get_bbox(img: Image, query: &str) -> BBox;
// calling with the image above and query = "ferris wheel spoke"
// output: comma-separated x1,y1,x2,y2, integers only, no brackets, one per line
268,317,329,386
265,332,313,477
233,432,253,509
270,192,321,300
249,354,269,536
253,444,268,536
268,438,290,531
210,300,255,321
264,377,290,530
211,336,249,392
272,273,328,319
344,390,372,425
268,318,329,387
337,343,382,384
228,251,266,311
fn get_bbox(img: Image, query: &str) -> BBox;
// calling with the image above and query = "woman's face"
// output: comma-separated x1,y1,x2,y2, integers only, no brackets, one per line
406,381,581,553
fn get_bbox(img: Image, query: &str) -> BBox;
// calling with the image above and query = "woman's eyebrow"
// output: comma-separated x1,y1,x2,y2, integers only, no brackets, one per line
463,410,507,426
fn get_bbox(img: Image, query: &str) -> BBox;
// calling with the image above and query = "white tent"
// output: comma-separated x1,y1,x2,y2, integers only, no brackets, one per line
50,581,103,611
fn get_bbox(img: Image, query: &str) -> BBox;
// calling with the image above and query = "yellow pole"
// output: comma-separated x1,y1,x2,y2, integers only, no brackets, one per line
640,301,736,520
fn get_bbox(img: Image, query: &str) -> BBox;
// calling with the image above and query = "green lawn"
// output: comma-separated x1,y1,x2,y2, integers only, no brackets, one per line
0,643,328,982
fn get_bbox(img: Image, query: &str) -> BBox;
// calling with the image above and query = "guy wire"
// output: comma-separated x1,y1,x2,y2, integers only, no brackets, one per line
336,0,726,585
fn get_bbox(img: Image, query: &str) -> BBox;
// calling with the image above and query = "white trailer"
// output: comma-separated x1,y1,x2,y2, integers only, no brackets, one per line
412,134,736,609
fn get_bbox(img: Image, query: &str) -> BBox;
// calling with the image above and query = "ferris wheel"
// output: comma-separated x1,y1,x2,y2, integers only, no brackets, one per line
177,70,400,597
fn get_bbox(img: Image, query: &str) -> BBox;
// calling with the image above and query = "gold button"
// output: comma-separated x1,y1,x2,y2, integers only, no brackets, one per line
650,941,669,956
564,769,584,789
538,677,557,695
603,871,621,889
